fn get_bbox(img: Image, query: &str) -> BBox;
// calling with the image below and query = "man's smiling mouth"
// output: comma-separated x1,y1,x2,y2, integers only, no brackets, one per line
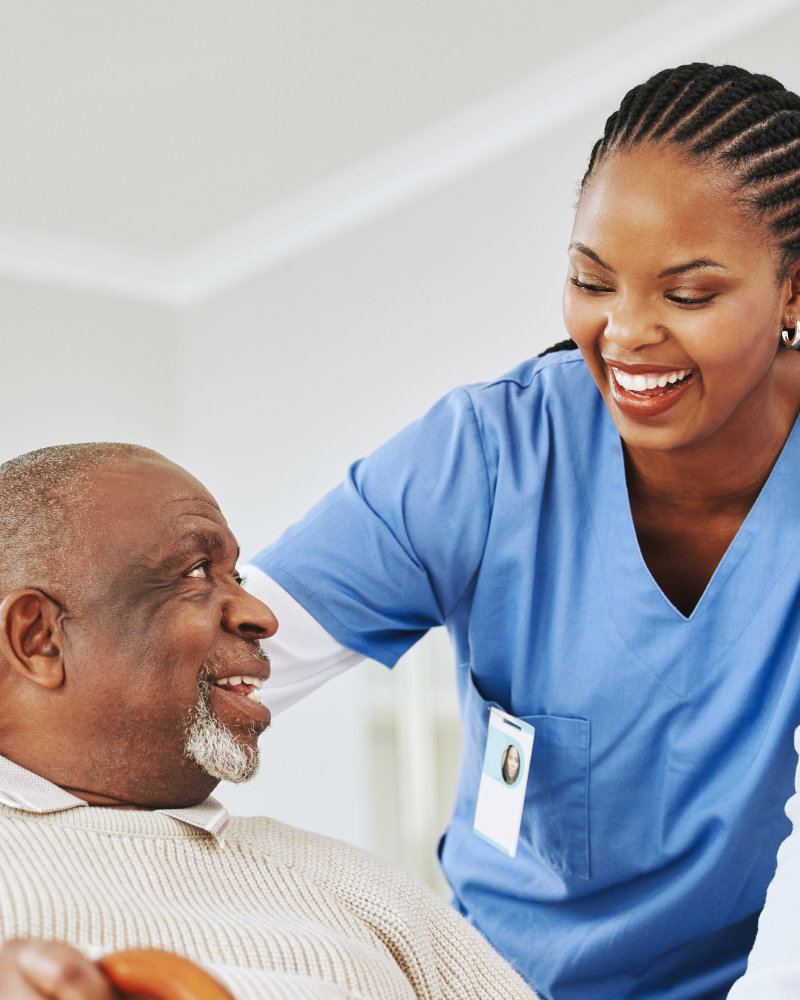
212,675,264,702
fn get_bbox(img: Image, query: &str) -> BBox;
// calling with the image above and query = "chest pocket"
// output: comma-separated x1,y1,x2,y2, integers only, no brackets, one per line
518,713,591,879
465,672,591,880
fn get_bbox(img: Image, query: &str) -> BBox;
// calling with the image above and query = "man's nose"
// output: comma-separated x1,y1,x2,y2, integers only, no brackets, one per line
223,589,278,639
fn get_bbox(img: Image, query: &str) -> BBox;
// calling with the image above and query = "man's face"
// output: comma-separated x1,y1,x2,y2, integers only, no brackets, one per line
55,456,277,808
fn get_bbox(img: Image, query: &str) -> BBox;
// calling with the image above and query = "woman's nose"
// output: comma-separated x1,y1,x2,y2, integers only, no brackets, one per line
603,304,667,351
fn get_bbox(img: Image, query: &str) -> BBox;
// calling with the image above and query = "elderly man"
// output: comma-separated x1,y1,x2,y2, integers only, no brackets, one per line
0,442,534,1000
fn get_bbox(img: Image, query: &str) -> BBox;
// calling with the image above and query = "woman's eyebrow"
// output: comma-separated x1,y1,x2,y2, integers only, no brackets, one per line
657,258,728,278
568,242,615,272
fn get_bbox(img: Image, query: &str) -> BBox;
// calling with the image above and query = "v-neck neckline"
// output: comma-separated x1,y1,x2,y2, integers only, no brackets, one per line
598,404,800,625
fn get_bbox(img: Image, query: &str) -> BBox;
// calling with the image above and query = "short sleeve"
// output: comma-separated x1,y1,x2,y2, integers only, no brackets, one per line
249,387,493,666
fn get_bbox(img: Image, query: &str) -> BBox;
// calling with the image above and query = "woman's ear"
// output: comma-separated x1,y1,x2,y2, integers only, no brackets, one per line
782,261,800,327
0,589,65,689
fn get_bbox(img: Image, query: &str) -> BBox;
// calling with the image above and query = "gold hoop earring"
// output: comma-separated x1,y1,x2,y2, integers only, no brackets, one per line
782,317,800,349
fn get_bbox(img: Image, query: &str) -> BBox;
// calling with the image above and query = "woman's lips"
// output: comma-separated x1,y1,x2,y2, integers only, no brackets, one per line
607,365,696,416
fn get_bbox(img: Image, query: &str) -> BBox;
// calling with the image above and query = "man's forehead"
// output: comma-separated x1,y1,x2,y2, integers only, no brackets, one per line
92,457,219,512
88,458,234,559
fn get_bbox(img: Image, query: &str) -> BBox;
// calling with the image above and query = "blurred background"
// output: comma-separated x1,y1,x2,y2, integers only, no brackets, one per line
2,0,799,893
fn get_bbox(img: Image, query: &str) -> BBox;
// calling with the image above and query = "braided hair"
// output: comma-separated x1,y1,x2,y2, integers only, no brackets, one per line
540,63,800,357
586,63,800,276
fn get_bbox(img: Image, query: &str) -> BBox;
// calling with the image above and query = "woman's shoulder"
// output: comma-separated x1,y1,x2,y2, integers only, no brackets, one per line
456,347,601,440
463,347,593,406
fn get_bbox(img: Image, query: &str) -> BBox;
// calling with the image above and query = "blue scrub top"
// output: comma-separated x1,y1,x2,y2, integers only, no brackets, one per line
253,351,800,1000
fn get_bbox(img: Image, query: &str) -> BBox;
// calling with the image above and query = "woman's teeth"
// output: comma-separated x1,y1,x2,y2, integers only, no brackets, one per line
613,368,691,392
213,675,264,702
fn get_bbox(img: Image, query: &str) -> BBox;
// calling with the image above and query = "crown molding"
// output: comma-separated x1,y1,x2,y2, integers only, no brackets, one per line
0,225,176,304
0,0,798,306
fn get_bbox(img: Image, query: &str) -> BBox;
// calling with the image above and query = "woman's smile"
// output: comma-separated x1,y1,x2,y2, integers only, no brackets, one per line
608,365,696,416
610,367,693,394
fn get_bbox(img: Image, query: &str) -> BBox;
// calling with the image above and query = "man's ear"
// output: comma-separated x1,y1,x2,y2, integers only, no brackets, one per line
0,589,65,689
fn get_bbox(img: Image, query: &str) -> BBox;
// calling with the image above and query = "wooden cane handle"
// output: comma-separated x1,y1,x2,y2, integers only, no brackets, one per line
99,948,235,1000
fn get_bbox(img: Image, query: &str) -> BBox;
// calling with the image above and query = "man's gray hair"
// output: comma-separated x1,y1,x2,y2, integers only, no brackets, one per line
0,442,162,596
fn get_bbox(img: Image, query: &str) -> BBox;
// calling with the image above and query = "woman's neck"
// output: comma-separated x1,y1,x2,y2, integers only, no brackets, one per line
621,353,800,616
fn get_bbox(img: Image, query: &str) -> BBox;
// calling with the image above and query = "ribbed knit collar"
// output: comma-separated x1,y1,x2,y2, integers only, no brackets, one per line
0,754,230,840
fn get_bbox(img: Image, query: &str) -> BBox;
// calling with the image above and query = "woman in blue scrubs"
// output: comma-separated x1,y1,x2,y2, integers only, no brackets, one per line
245,63,800,999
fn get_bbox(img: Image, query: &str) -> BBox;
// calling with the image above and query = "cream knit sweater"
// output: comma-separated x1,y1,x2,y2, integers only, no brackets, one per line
0,803,536,1000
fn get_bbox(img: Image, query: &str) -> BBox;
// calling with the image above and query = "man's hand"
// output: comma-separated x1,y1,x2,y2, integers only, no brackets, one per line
0,940,119,999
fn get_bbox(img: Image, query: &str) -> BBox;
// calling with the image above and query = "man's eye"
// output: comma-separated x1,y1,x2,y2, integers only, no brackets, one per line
186,561,210,579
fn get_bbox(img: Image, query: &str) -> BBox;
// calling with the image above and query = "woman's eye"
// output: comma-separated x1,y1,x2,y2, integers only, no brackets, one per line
666,292,717,306
186,561,210,579
570,276,613,294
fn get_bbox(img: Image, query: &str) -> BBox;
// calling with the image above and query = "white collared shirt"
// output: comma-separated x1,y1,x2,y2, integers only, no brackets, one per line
0,753,230,840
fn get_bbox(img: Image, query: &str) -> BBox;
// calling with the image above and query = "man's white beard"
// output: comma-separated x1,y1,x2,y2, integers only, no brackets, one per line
184,683,260,783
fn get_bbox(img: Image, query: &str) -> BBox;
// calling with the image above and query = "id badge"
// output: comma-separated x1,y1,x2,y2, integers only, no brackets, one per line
473,706,534,858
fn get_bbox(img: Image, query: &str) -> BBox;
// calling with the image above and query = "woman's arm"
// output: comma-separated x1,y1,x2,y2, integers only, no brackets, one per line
242,566,364,715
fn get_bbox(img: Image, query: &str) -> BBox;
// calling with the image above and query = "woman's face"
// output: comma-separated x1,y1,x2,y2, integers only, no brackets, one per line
505,746,520,781
563,142,798,456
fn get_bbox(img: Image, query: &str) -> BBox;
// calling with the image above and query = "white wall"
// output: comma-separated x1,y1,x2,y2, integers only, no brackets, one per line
0,278,175,461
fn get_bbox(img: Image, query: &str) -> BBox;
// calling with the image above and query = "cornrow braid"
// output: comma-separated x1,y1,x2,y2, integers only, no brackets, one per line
538,338,577,357
583,63,800,276
629,66,707,143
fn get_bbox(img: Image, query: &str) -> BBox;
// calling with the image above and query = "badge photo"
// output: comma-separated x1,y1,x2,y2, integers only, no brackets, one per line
473,707,535,857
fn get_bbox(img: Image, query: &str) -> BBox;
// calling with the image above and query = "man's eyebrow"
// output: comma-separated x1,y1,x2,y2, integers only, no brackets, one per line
157,530,240,569
178,529,228,551
568,242,615,273
657,258,728,278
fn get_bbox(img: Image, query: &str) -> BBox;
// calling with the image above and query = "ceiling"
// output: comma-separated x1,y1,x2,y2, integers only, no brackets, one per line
1,0,798,302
